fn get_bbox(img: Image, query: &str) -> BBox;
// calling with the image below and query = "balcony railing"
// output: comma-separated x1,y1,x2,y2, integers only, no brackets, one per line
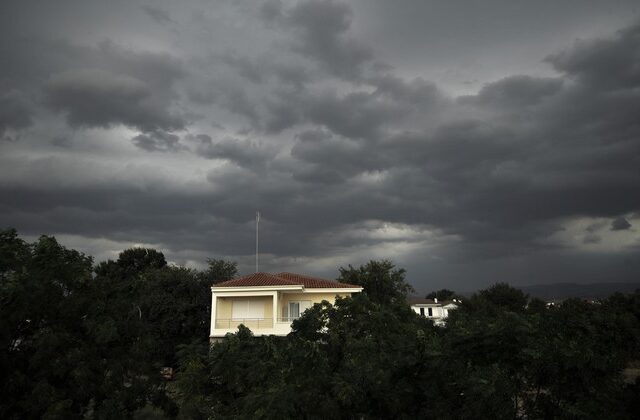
277,316,301,323
214,317,305,330
215,318,274,329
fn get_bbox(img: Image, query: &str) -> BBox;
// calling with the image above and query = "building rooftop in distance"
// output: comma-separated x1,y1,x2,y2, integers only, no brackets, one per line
407,297,459,306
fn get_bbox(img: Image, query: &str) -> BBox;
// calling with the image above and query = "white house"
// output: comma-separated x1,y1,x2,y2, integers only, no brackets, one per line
210,272,362,340
408,297,459,326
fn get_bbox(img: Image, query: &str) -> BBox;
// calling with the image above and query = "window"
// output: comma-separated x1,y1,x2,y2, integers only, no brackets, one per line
289,302,300,318
428,307,433,317
283,300,311,320
232,299,265,320
420,307,425,316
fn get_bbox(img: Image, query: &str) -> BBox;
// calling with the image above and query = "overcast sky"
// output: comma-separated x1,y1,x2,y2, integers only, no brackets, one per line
2,0,639,292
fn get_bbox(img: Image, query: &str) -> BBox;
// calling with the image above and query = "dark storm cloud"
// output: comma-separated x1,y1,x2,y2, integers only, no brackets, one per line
46,69,184,131
305,90,399,139
461,75,563,109
190,134,275,169
289,129,389,183
259,0,284,22
1,0,640,287
95,41,185,87
611,217,632,231
187,81,260,127
262,74,444,137
546,23,640,90
0,184,252,257
0,34,184,93
142,5,176,25
267,18,640,252
41,41,186,131
290,130,359,182
0,26,186,133
219,52,266,84
51,136,72,148
263,92,304,133
273,63,310,88
0,90,33,140
269,0,373,80
132,130,185,152
586,221,607,233
582,234,602,244
371,74,444,108
198,74,435,137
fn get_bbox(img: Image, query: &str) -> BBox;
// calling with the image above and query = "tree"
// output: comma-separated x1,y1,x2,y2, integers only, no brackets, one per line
1,231,96,418
201,258,237,284
190,293,441,418
173,340,214,420
5,229,640,419
291,294,442,418
87,251,175,417
337,259,414,305
527,297,548,313
478,282,528,312
444,302,535,418
113,247,167,276
138,266,211,367
519,298,637,418
0,229,30,281
426,288,463,301
177,284,640,419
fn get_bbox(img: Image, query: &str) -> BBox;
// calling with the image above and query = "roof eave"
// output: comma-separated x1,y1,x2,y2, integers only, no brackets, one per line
211,285,363,293
211,285,304,292
302,287,363,293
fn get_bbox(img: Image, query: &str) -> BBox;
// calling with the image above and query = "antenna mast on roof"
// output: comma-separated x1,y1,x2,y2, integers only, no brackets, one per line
255,211,260,273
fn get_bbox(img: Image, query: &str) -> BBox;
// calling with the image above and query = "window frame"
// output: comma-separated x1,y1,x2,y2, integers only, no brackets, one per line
283,300,312,320
231,299,265,320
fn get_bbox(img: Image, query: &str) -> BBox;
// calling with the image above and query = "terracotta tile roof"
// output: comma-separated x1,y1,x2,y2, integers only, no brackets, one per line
213,272,362,289
214,272,299,287
276,272,361,289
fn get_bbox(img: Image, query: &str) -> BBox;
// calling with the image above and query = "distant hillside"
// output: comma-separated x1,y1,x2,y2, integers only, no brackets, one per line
516,282,640,300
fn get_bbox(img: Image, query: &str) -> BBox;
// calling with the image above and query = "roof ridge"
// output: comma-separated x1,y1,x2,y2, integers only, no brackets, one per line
214,272,299,287
270,273,299,285
276,271,333,280
214,271,363,288
276,272,361,288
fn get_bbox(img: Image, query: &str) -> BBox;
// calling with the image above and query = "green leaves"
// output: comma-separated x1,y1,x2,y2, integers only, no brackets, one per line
202,259,238,285
2,230,640,419
1,231,95,419
0,233,214,418
187,285,640,419
337,259,414,305
477,282,529,312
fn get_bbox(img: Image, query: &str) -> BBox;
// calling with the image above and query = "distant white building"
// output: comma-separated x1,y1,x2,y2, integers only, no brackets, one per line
407,297,459,326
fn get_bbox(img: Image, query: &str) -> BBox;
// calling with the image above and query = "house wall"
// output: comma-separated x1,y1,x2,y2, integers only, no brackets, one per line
216,296,273,329
411,305,446,318
279,292,349,317
211,289,360,337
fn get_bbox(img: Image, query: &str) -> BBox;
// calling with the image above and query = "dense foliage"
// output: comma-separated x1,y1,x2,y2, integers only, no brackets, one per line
337,259,414,305
0,230,233,419
425,288,463,301
2,229,639,419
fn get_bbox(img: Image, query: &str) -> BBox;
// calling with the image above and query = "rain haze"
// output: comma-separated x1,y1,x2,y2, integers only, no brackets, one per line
1,0,640,293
